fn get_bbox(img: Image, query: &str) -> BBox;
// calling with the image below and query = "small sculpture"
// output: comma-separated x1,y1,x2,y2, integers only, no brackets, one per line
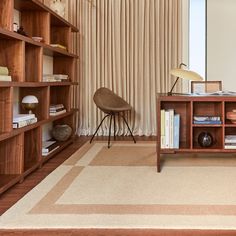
198,132,213,147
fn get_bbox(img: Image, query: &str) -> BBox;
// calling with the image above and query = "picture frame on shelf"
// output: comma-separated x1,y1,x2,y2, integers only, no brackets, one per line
191,81,222,94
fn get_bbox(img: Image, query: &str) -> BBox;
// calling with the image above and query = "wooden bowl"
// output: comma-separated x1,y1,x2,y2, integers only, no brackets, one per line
226,111,236,124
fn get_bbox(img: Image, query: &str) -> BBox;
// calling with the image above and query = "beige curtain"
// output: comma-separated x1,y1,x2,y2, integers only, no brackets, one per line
72,0,182,136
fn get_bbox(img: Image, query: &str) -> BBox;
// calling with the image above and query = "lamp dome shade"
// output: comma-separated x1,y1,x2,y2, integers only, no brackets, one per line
22,95,39,104
170,68,203,81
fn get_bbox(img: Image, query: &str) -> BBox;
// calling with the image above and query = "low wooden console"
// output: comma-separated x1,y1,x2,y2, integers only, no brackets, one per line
156,94,236,172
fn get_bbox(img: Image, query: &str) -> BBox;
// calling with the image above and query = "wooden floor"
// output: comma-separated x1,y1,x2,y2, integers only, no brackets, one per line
0,135,236,236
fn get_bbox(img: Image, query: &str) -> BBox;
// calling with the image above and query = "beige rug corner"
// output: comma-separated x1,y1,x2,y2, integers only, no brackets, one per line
1,141,236,229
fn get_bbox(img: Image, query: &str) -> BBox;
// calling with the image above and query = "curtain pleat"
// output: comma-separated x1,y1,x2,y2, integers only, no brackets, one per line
71,0,182,136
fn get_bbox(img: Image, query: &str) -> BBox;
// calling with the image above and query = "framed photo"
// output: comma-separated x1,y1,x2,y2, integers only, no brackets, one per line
191,81,222,93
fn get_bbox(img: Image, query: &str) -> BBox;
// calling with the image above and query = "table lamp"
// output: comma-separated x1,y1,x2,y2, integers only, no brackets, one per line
22,95,39,114
168,63,203,96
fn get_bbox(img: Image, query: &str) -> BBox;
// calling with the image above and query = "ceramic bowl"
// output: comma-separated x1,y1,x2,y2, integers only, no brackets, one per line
226,111,236,124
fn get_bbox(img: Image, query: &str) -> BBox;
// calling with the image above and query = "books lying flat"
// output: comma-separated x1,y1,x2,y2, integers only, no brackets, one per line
225,135,236,143
193,120,222,124
0,66,9,75
193,116,221,122
43,74,69,82
50,44,67,50
224,145,236,149
0,75,11,81
13,117,37,128
13,114,35,122
42,140,59,153
49,109,66,116
42,145,59,156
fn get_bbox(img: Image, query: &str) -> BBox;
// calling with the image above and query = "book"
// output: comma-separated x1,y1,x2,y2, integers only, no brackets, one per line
49,107,65,113
225,135,236,143
13,117,37,128
50,104,64,109
13,114,35,123
164,110,170,148
42,141,59,153
0,75,11,81
50,44,67,50
0,66,9,75
160,109,165,148
193,116,221,121
168,109,174,148
224,144,236,149
173,114,180,149
42,145,60,156
193,120,222,124
49,109,66,116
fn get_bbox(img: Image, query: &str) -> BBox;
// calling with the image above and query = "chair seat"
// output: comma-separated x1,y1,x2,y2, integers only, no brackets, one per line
94,87,132,114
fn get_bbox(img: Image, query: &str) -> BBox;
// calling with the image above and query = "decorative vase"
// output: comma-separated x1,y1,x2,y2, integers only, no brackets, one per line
52,124,72,141
198,132,213,147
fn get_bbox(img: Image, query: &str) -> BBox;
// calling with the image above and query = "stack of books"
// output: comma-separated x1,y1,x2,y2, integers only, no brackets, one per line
49,104,66,116
160,109,180,149
13,114,37,128
225,135,236,149
0,66,12,81
50,44,67,50
43,74,69,82
42,140,59,156
193,116,221,124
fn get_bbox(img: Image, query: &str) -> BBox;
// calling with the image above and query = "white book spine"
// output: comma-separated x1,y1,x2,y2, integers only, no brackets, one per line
168,109,174,148
165,110,170,148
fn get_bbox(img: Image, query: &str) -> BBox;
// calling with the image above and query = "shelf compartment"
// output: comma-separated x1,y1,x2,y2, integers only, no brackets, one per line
193,127,223,149
25,43,43,82
53,113,75,136
24,127,41,172
53,56,76,82
193,101,223,118
225,102,236,125
0,0,13,31
0,134,24,192
20,11,50,44
50,26,71,53
160,101,191,149
19,86,49,121
0,87,13,134
50,85,71,113
0,38,24,82
42,138,73,164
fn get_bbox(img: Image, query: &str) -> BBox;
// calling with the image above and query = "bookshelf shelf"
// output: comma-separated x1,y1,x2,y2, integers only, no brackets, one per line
156,94,236,172
0,0,78,194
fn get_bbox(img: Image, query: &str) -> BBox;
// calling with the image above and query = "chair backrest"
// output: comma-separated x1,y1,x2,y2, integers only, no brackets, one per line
93,87,131,114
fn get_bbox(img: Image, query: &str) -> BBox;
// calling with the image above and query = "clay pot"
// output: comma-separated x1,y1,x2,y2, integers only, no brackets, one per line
52,124,72,141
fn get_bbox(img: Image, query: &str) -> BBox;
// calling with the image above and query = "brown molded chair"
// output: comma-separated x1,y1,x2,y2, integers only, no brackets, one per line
90,87,136,148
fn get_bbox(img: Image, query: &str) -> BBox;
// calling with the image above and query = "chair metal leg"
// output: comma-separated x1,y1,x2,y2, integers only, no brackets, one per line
90,114,110,144
120,114,136,143
113,115,116,140
108,115,113,148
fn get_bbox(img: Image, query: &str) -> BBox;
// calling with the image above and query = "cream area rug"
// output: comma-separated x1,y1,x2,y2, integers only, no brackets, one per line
2,141,236,229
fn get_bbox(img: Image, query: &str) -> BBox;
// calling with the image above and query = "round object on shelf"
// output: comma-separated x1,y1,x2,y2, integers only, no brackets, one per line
226,111,236,124
198,132,213,147
21,95,39,114
52,124,72,142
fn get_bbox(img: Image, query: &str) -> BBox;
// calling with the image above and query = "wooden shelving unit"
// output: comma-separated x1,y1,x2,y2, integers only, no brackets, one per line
156,94,236,172
0,0,78,194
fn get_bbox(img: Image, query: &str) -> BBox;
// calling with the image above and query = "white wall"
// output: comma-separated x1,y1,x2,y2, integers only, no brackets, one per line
207,0,236,91
189,0,205,78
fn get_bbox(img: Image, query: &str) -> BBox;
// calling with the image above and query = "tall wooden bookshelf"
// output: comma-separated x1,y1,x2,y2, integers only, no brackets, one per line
0,0,78,194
